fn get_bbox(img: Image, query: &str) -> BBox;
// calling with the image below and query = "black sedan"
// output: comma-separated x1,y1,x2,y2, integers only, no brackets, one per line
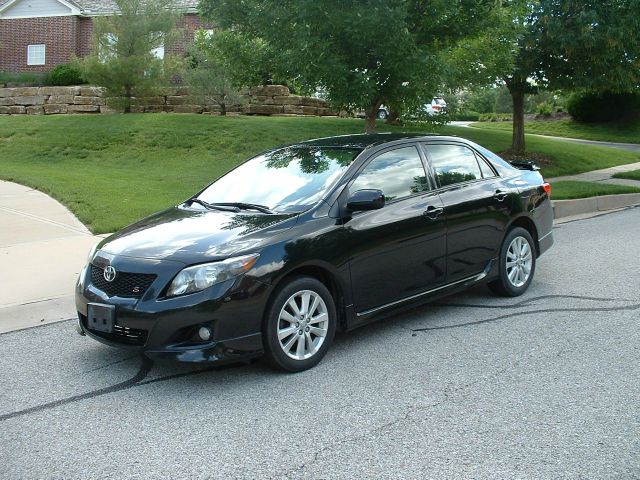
76,133,554,371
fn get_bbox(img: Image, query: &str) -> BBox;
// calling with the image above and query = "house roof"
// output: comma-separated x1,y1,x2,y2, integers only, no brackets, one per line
76,0,199,14
0,0,199,15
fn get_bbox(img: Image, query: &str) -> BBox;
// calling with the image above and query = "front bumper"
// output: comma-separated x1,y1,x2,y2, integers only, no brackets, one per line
75,253,270,364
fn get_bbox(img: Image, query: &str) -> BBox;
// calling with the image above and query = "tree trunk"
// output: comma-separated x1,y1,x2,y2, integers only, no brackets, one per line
385,109,402,125
510,89,525,154
124,85,132,114
220,102,227,116
364,99,382,134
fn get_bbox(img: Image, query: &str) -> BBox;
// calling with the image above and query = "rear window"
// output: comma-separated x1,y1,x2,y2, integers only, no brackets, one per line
470,144,516,177
425,144,482,187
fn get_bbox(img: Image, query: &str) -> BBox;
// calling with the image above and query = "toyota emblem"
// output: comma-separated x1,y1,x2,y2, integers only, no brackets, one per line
104,265,117,282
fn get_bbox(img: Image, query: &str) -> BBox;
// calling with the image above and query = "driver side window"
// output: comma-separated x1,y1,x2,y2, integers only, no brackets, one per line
350,146,428,202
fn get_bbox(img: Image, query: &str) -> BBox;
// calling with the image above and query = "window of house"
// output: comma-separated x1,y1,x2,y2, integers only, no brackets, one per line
98,33,117,62
151,45,165,59
27,45,46,66
195,29,215,41
350,146,428,202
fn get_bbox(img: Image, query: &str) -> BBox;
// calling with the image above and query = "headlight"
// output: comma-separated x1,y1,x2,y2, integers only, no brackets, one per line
166,253,259,297
78,243,99,287
86,243,99,264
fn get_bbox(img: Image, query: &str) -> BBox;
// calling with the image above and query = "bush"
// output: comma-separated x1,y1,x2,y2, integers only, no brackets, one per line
0,70,46,86
478,113,512,122
46,64,85,86
449,111,480,121
537,102,553,116
567,91,640,123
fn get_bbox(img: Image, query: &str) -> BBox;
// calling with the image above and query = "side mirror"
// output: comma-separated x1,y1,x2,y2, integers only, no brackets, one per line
346,189,385,212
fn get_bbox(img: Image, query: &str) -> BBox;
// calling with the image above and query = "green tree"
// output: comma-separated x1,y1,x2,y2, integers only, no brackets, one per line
202,30,284,88
200,0,508,133
465,87,499,114
80,0,180,113
505,0,640,153
184,32,246,115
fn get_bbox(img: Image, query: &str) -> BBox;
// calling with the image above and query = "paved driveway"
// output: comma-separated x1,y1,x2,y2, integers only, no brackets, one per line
1,207,639,479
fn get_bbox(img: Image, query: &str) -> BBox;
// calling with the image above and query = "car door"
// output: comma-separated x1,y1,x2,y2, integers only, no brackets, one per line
421,142,513,282
343,144,447,315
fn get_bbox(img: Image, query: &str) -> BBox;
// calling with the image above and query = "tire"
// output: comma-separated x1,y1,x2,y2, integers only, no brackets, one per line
488,227,536,297
377,109,388,120
263,276,337,372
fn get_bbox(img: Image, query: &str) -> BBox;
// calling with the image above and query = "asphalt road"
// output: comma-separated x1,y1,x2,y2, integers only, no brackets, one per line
1,207,639,479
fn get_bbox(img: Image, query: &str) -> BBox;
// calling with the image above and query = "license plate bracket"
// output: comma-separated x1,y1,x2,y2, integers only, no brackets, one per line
87,303,115,333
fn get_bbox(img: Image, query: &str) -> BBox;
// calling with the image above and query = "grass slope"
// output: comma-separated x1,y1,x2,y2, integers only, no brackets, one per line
1,114,639,233
612,169,640,181
471,119,640,144
551,181,640,200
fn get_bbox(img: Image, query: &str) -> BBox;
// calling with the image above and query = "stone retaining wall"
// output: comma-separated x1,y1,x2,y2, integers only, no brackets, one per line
0,84,336,116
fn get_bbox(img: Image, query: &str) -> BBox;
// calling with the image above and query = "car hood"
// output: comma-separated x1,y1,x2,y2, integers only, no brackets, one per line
98,207,298,264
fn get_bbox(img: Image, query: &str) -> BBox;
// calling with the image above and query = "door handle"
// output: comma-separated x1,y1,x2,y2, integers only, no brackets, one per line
493,189,508,202
423,205,444,220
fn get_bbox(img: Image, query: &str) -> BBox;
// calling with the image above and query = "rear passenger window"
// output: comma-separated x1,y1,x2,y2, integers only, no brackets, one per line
425,144,482,187
478,156,496,178
351,146,428,201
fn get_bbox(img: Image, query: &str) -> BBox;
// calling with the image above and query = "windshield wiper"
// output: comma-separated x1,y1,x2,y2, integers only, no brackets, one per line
186,197,240,212
209,202,275,214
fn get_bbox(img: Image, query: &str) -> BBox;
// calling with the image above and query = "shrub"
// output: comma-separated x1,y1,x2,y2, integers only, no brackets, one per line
478,113,512,122
537,102,553,116
449,111,480,121
0,70,46,86
567,91,640,123
46,64,85,86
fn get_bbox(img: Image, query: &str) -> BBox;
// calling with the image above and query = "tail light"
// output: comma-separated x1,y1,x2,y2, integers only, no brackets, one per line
543,182,551,197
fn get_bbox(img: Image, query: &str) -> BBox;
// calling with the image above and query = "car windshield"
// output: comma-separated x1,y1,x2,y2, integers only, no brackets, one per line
434,98,446,105
196,146,362,213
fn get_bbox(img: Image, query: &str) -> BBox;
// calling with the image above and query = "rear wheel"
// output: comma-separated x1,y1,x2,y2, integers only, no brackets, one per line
377,109,388,119
488,227,536,297
263,276,336,372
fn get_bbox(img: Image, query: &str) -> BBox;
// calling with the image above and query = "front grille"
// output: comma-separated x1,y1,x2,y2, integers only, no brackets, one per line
80,313,148,346
90,264,156,298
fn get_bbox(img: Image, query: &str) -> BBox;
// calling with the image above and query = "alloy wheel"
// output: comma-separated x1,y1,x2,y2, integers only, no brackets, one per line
277,290,329,360
506,236,533,288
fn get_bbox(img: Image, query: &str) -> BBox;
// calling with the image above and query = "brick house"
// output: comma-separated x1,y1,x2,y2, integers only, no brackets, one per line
0,0,209,73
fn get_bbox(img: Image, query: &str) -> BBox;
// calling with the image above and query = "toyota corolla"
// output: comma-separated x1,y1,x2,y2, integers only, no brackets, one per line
76,133,554,371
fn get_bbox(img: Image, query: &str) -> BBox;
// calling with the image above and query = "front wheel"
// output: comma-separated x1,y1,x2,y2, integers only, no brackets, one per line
263,276,336,372
377,109,388,119
488,227,536,297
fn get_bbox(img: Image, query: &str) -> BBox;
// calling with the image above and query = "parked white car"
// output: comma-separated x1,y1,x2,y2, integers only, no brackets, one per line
424,97,447,116
356,98,446,120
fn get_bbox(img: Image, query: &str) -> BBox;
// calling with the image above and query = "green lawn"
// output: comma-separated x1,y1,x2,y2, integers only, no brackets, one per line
612,169,640,181
550,180,640,200
471,119,640,144
1,114,639,233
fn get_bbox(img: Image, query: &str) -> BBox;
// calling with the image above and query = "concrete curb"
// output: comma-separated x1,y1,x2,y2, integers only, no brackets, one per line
552,193,640,219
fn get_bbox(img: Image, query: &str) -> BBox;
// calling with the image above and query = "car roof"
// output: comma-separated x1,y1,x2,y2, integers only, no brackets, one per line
290,133,451,150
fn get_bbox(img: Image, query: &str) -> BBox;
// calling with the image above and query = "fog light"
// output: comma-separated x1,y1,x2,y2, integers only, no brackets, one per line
198,326,212,341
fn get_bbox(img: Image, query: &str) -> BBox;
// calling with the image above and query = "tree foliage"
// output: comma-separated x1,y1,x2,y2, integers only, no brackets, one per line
504,0,640,153
567,91,640,123
80,0,181,112
200,0,511,133
183,33,246,115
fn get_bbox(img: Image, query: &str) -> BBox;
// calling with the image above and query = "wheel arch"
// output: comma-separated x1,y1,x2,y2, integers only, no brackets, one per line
267,263,349,331
507,215,540,256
